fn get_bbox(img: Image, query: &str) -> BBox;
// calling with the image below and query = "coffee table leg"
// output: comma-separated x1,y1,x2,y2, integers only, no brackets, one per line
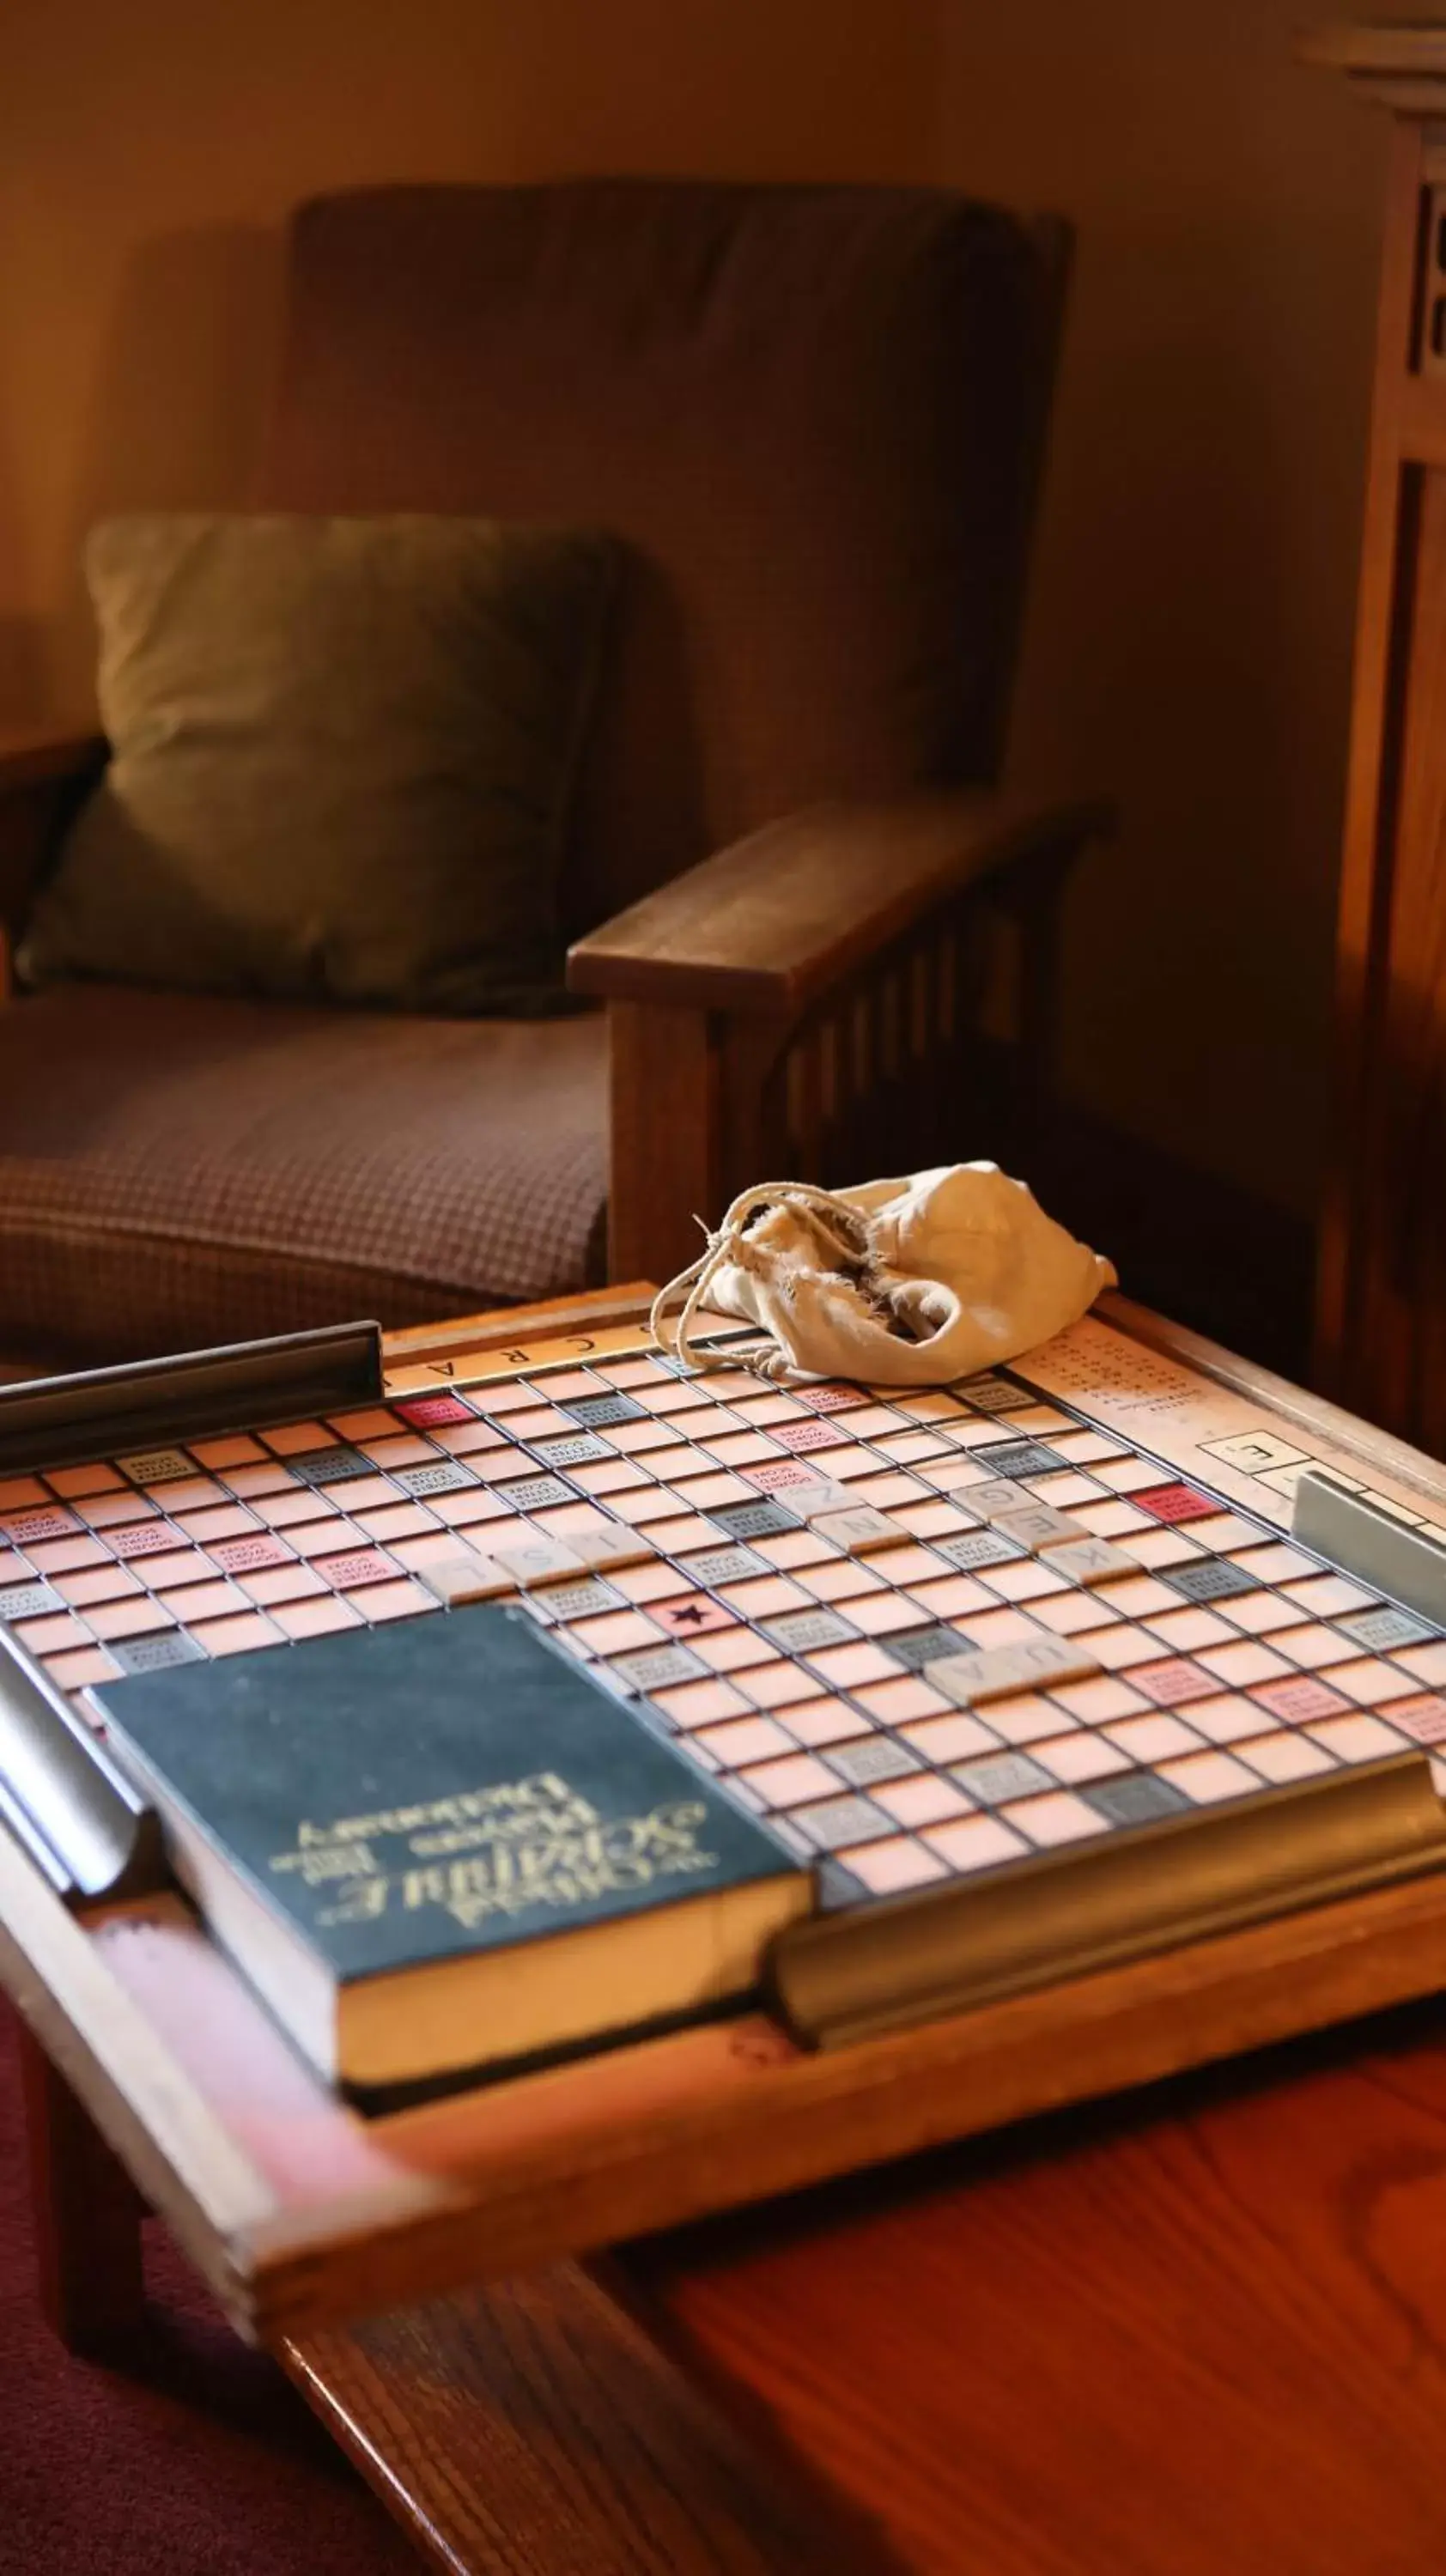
16,2019,148,2356
282,2263,866,2574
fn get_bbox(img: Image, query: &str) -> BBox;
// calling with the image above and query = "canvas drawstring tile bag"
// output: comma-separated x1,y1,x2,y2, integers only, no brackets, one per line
650,1165,1116,1386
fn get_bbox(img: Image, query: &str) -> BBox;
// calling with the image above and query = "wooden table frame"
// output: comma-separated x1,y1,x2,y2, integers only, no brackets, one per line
14,1282,1446,2573
9,1285,1446,2363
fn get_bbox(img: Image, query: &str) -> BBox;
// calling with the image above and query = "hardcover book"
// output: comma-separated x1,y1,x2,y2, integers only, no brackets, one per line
93,1607,812,2088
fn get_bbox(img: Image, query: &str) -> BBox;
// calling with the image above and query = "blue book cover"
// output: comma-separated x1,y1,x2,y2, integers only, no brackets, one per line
94,1605,812,2087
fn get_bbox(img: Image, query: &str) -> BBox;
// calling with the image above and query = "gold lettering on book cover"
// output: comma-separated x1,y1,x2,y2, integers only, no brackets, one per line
266,1772,721,1930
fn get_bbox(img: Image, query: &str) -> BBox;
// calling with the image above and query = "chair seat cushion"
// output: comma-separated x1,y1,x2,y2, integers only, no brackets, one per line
0,987,608,1363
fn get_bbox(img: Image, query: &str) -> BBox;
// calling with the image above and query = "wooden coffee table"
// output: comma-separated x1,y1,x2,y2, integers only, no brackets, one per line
278,1989,1446,2576
21,1967,1446,2575
9,1286,1446,2573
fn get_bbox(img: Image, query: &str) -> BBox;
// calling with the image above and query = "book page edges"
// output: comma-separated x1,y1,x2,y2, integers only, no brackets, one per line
769,1754,1446,2049
337,1865,811,2087
104,1733,811,2086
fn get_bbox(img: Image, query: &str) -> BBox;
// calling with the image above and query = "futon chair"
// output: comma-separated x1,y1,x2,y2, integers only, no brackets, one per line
0,180,1106,1370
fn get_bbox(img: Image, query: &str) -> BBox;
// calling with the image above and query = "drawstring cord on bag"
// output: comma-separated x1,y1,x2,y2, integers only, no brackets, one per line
649,1180,862,1376
649,1167,1118,1389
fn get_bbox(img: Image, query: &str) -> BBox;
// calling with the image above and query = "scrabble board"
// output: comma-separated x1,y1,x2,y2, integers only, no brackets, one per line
14,1285,1446,2344
7,1301,1446,1923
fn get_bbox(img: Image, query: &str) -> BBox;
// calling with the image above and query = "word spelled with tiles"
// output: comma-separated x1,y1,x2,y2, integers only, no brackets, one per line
3,1343,1446,1912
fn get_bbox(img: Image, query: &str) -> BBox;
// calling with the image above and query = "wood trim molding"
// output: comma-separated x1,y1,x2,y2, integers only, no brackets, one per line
382,1285,656,1367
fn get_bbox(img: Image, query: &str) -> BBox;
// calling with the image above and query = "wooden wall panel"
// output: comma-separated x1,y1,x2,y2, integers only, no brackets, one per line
1310,62,1446,1459
1355,467,1446,1437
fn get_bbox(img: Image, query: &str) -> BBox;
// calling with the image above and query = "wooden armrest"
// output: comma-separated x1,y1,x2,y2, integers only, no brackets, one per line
0,726,106,795
568,789,1112,1016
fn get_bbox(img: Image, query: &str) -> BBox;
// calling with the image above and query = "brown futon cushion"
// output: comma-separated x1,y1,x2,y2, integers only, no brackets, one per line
0,987,608,1363
266,183,1047,930
19,513,617,1013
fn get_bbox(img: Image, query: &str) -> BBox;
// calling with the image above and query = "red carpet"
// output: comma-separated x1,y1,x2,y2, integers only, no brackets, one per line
0,2008,417,2576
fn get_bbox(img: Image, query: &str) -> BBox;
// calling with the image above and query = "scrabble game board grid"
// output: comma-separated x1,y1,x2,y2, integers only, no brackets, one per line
3,1336,1445,1911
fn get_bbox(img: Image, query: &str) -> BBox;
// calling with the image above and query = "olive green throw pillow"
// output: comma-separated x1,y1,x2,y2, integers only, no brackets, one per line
20,513,619,1013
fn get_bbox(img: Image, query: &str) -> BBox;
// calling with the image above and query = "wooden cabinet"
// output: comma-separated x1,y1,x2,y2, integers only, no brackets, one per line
1308,27,1446,1453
